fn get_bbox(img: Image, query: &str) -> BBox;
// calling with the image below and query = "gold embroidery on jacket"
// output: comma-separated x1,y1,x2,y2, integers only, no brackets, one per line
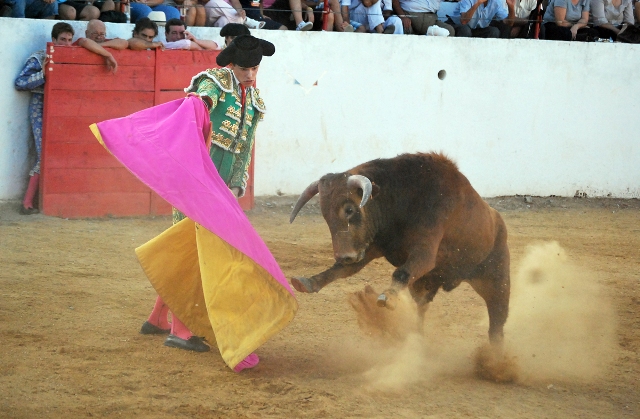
221,120,239,136
211,133,245,153
226,106,241,121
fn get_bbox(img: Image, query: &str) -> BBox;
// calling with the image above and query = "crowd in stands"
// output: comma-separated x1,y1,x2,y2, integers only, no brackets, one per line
2,0,640,40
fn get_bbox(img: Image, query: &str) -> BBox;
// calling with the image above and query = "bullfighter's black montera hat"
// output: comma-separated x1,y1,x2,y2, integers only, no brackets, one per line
216,35,275,68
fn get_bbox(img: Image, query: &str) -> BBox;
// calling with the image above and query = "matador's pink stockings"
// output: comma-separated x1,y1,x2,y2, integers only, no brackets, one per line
147,295,171,330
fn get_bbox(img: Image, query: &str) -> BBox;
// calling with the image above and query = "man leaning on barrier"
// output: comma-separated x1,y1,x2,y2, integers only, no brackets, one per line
73,19,128,72
164,17,221,49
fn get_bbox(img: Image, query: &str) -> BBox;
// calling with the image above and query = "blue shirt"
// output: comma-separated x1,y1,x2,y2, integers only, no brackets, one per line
543,0,591,24
450,0,508,28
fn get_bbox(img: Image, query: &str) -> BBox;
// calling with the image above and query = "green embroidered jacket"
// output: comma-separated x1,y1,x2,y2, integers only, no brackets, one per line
185,67,266,196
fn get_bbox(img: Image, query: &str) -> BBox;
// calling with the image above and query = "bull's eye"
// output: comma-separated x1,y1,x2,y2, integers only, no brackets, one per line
344,206,355,218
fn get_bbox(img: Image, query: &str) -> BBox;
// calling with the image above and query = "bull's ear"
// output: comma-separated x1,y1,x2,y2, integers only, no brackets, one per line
371,182,379,199
358,183,380,199
354,182,379,204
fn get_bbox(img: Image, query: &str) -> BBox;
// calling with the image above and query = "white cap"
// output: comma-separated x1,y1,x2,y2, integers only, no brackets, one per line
426,26,450,37
147,11,167,26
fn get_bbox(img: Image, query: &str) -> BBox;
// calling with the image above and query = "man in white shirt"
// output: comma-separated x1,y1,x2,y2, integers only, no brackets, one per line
164,18,221,50
509,0,539,37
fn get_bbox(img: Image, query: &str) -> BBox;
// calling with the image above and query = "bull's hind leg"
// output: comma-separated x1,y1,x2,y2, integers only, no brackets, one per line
467,239,510,345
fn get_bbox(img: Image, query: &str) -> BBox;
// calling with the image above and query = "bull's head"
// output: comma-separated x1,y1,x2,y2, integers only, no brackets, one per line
290,173,376,265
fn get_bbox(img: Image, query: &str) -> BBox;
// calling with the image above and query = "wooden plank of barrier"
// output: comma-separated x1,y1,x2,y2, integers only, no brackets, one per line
45,142,120,169
45,168,149,194
49,45,156,66
46,116,111,143
155,90,187,104
47,64,154,91
46,90,154,118
44,192,152,218
155,50,220,91
150,191,172,215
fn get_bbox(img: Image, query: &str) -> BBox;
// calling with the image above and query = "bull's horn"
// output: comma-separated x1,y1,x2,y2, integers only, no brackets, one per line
289,180,319,223
347,175,372,208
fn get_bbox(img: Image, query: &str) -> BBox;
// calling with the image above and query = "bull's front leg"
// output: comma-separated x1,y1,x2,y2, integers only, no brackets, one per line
377,235,442,309
291,247,382,293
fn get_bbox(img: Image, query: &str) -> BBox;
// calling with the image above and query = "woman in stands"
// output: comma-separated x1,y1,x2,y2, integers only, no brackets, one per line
542,0,599,40
590,0,635,41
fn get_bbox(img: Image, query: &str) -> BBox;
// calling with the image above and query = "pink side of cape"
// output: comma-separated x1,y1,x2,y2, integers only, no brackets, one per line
95,96,295,296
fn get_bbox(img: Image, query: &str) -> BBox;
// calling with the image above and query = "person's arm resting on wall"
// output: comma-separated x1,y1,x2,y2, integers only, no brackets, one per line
77,38,119,72
185,31,220,50
128,37,165,50
101,38,129,50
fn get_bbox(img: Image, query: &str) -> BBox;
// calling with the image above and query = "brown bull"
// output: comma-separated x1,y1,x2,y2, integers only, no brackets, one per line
289,152,510,344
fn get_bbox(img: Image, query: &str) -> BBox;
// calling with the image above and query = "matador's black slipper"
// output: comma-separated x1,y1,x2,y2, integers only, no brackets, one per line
139,321,170,335
164,335,210,352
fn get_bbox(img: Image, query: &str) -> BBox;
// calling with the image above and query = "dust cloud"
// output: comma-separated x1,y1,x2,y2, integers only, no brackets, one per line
505,241,618,382
346,241,617,389
347,286,474,391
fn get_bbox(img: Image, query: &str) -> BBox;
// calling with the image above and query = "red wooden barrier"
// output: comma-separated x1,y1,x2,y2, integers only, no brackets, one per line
41,45,255,218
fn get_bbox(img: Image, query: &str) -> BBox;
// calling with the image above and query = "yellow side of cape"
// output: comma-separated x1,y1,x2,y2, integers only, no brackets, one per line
135,218,297,369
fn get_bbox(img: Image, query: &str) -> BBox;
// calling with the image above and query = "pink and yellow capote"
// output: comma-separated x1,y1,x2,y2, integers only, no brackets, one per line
90,96,298,369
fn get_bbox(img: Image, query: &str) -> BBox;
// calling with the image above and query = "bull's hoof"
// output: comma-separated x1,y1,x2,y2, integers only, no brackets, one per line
376,293,396,310
291,277,315,293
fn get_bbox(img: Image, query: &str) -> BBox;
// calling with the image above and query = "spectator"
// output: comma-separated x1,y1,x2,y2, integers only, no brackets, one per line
128,16,166,49
82,18,129,48
129,0,181,23
509,0,539,38
449,0,516,38
591,0,634,41
220,21,250,46
238,0,288,29
58,0,101,20
341,0,401,33
175,0,207,26
542,0,598,40
379,0,404,33
259,0,316,30
392,0,455,36
195,0,266,28
306,0,355,31
164,17,221,49
74,19,128,72
636,0,640,23
14,22,74,215
6,0,57,18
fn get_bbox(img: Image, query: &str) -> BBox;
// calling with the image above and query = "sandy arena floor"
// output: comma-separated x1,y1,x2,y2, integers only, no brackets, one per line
0,196,639,418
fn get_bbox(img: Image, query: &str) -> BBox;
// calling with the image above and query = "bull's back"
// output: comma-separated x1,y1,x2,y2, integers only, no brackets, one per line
355,153,500,269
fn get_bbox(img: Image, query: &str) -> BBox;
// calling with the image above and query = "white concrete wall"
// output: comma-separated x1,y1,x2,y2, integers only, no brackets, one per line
1,17,639,200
